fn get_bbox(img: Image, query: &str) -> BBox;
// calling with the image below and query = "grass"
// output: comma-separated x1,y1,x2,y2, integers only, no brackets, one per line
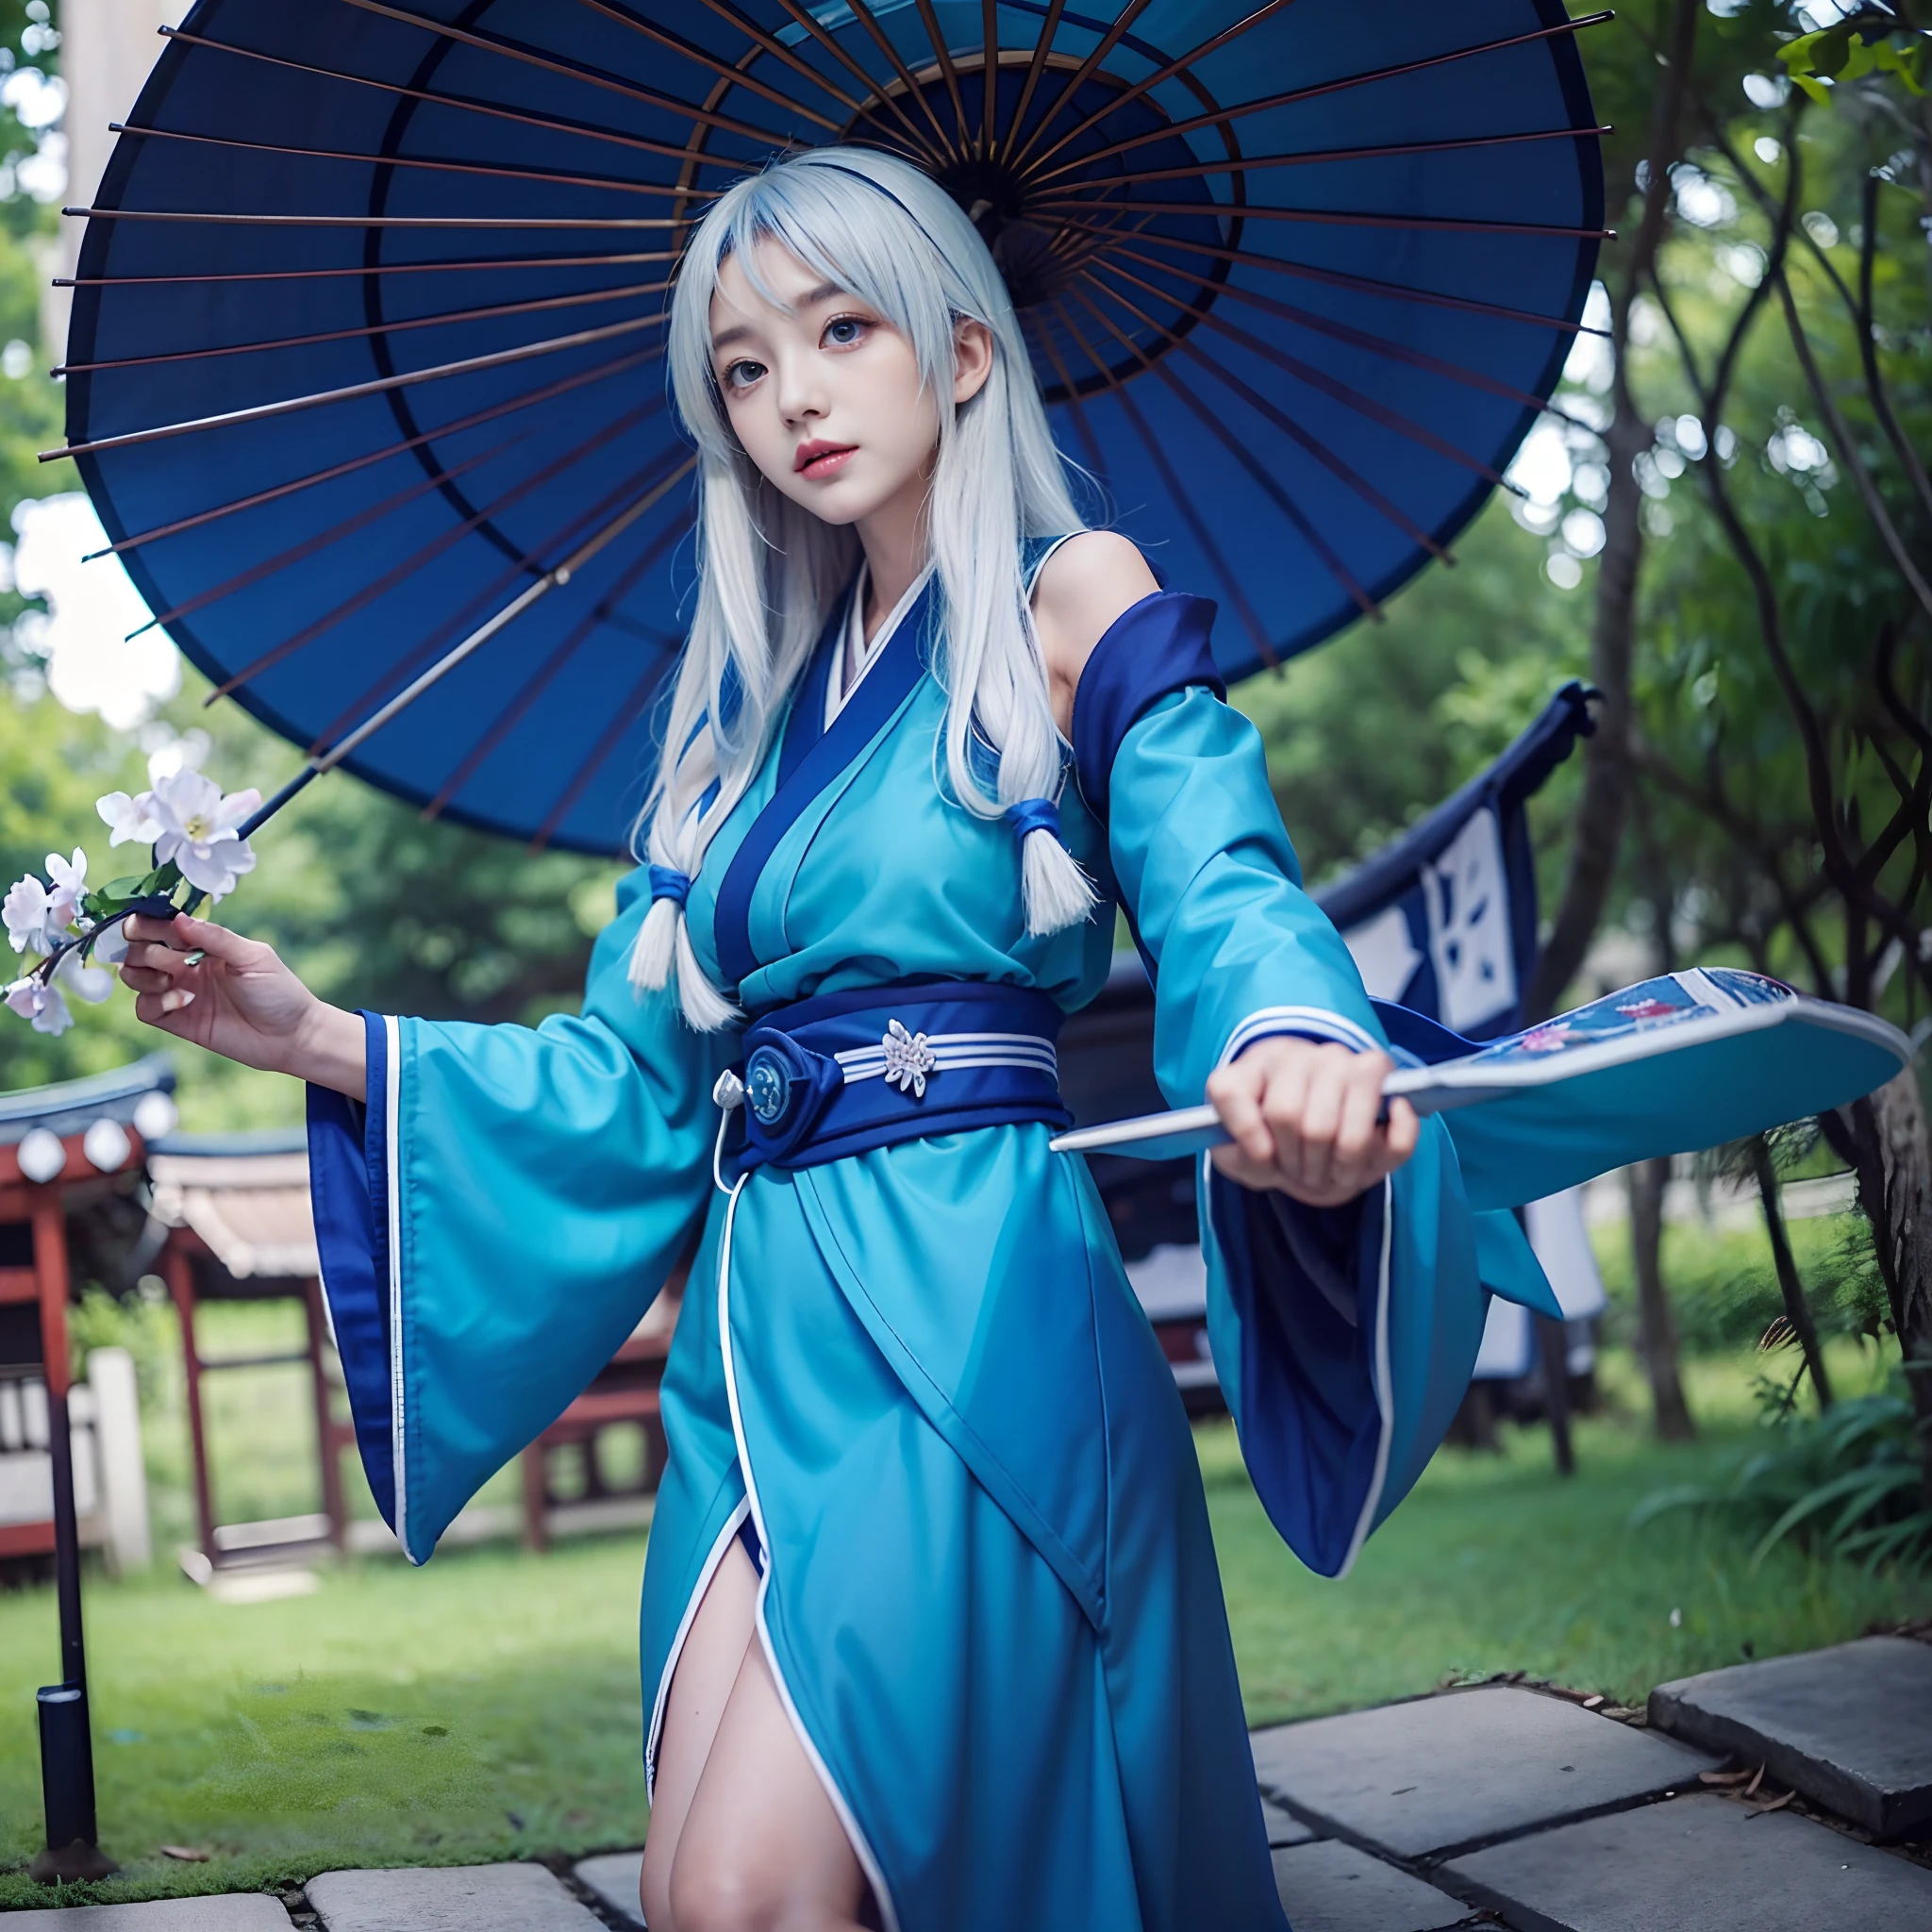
4,1341,1928,1908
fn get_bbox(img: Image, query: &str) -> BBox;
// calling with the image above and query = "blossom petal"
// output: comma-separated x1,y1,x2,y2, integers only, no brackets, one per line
56,953,113,1005
92,918,130,966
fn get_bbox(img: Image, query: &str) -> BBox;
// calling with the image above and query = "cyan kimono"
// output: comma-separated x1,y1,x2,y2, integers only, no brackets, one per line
308,549,1563,1932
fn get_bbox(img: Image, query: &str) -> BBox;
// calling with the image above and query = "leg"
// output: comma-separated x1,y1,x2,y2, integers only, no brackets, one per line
641,1536,759,1930
669,1637,872,1932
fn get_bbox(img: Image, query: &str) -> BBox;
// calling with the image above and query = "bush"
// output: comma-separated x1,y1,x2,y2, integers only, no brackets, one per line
1634,1371,1932,1574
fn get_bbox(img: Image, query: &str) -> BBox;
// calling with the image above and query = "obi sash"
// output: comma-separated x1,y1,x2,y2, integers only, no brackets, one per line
725,982,1072,1174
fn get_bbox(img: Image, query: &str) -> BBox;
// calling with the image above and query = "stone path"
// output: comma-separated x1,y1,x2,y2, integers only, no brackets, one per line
13,1646,1932,1928
1650,1634,1932,1839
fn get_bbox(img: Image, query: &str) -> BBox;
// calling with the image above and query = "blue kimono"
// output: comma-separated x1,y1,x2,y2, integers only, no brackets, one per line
308,548,1557,1931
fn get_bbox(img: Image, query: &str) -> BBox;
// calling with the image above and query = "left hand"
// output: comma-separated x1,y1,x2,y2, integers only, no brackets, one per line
1206,1037,1418,1207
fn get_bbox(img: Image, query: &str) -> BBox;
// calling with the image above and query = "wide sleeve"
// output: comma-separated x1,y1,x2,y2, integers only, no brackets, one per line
1078,600,1553,1578
306,869,732,1562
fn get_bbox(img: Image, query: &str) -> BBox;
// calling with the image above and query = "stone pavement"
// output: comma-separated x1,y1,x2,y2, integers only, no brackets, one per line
12,1646,1932,1928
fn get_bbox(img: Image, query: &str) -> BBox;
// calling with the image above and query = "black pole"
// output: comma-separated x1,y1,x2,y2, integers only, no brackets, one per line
46,1387,86,1691
30,1388,116,1882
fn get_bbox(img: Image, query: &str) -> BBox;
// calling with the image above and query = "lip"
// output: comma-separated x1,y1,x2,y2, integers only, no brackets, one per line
794,439,858,478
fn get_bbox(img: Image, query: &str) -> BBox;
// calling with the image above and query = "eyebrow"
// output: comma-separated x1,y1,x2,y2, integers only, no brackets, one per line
710,280,852,354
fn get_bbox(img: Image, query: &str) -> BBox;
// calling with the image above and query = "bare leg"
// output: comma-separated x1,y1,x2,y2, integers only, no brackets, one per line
641,1537,759,1930
669,1635,872,1932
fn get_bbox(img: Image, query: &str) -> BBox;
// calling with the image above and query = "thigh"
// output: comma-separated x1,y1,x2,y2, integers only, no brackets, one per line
640,1537,758,1927
670,1636,871,1932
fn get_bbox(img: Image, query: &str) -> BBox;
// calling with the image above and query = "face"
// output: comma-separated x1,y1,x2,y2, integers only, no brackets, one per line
708,238,991,531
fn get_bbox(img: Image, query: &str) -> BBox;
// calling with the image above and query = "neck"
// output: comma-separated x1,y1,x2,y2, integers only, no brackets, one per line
853,458,933,641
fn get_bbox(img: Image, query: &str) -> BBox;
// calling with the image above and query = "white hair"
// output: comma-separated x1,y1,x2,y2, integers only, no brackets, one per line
629,145,1094,1029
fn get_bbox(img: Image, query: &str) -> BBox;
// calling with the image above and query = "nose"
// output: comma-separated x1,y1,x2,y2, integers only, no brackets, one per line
774,352,827,430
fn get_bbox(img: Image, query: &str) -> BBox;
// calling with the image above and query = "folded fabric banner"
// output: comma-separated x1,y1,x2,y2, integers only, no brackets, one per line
1051,968,1910,1213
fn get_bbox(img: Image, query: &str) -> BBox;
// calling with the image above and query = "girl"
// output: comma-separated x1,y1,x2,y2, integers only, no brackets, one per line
121,147,1535,1932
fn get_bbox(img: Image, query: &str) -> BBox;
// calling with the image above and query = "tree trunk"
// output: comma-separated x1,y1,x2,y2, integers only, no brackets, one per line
1526,0,1702,1019
1628,1157,1696,1441
1747,1135,1834,1410
1850,1069,1932,1505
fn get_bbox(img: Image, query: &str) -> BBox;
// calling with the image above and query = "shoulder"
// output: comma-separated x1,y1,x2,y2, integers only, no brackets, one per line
1030,531,1161,685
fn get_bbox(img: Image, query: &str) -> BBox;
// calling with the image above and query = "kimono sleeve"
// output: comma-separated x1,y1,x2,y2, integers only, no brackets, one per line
1077,596,1552,1578
306,869,732,1563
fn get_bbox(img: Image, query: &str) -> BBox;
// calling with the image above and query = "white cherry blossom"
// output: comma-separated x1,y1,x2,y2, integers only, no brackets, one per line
3,874,55,955
55,950,113,1005
149,767,261,900
6,977,72,1035
96,788,162,847
43,848,87,929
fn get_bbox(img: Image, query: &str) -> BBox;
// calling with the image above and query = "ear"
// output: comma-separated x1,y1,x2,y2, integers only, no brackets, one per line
952,317,994,406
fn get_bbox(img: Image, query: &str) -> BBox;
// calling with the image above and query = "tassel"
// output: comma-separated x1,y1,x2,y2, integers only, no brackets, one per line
1006,797,1097,938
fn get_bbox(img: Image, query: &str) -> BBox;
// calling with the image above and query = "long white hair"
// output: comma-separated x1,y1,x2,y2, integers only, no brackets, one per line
629,146,1093,1029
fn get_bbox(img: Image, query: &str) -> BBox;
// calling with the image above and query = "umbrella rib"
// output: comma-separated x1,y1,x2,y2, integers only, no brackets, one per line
559,0,843,127
1066,285,1379,623
1096,245,1556,414
1031,192,1610,242
301,446,690,747
58,249,677,291
1032,123,1612,193
1022,0,1302,179
910,0,973,158
682,0,901,125
1026,311,1110,479
1049,297,1275,667
1052,216,1608,337
210,407,670,704
90,342,666,560
127,437,525,640
331,0,812,151
158,29,760,175
1003,0,1071,163
531,646,677,853
1005,0,1158,174
44,309,669,463
105,119,720,204
423,512,689,820
312,461,696,780
769,0,956,164
1027,11,1615,184
982,1,1001,156
64,207,685,228
1077,264,1508,487
55,277,670,378
1075,266,1446,558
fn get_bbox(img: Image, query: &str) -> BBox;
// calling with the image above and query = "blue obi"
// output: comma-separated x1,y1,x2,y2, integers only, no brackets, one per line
730,982,1072,1174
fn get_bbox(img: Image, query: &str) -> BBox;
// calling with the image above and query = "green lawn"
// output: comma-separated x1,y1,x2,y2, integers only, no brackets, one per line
4,1341,1927,1910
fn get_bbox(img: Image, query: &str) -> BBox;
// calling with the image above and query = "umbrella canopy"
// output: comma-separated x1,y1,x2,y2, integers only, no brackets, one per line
58,0,1605,856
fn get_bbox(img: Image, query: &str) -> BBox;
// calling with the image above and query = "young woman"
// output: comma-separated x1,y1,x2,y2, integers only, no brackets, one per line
120,148,1541,1932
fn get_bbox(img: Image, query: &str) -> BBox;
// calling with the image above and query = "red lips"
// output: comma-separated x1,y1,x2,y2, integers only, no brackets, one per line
794,439,858,477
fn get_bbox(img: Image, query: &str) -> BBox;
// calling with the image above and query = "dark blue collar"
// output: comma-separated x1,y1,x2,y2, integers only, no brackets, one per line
714,573,940,991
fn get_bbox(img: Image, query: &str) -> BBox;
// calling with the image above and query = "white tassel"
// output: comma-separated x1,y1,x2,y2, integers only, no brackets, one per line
1021,825,1098,937
674,916,740,1031
628,896,680,993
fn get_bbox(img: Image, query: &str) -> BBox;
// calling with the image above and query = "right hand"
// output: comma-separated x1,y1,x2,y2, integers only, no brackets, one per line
119,912,366,1099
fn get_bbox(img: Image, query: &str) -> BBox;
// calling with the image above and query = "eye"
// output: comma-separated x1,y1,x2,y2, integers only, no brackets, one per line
721,358,766,392
823,314,869,349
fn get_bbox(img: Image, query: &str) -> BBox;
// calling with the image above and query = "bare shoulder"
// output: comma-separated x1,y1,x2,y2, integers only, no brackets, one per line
1031,530,1160,685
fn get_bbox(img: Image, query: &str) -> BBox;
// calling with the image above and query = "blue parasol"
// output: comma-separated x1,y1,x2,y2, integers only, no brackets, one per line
54,0,1607,854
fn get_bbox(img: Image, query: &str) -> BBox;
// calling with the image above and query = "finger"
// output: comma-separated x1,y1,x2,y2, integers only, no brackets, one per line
171,913,258,964
1384,1097,1420,1166
124,913,195,951
1294,1050,1350,1193
1208,1065,1277,1167
121,941,200,979
1257,1052,1314,1184
1209,1142,1277,1191
1332,1055,1388,1185
133,988,197,1028
117,966,176,995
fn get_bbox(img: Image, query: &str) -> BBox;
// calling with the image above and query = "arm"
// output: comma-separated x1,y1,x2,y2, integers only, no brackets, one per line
1034,533,1416,1205
119,910,367,1098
